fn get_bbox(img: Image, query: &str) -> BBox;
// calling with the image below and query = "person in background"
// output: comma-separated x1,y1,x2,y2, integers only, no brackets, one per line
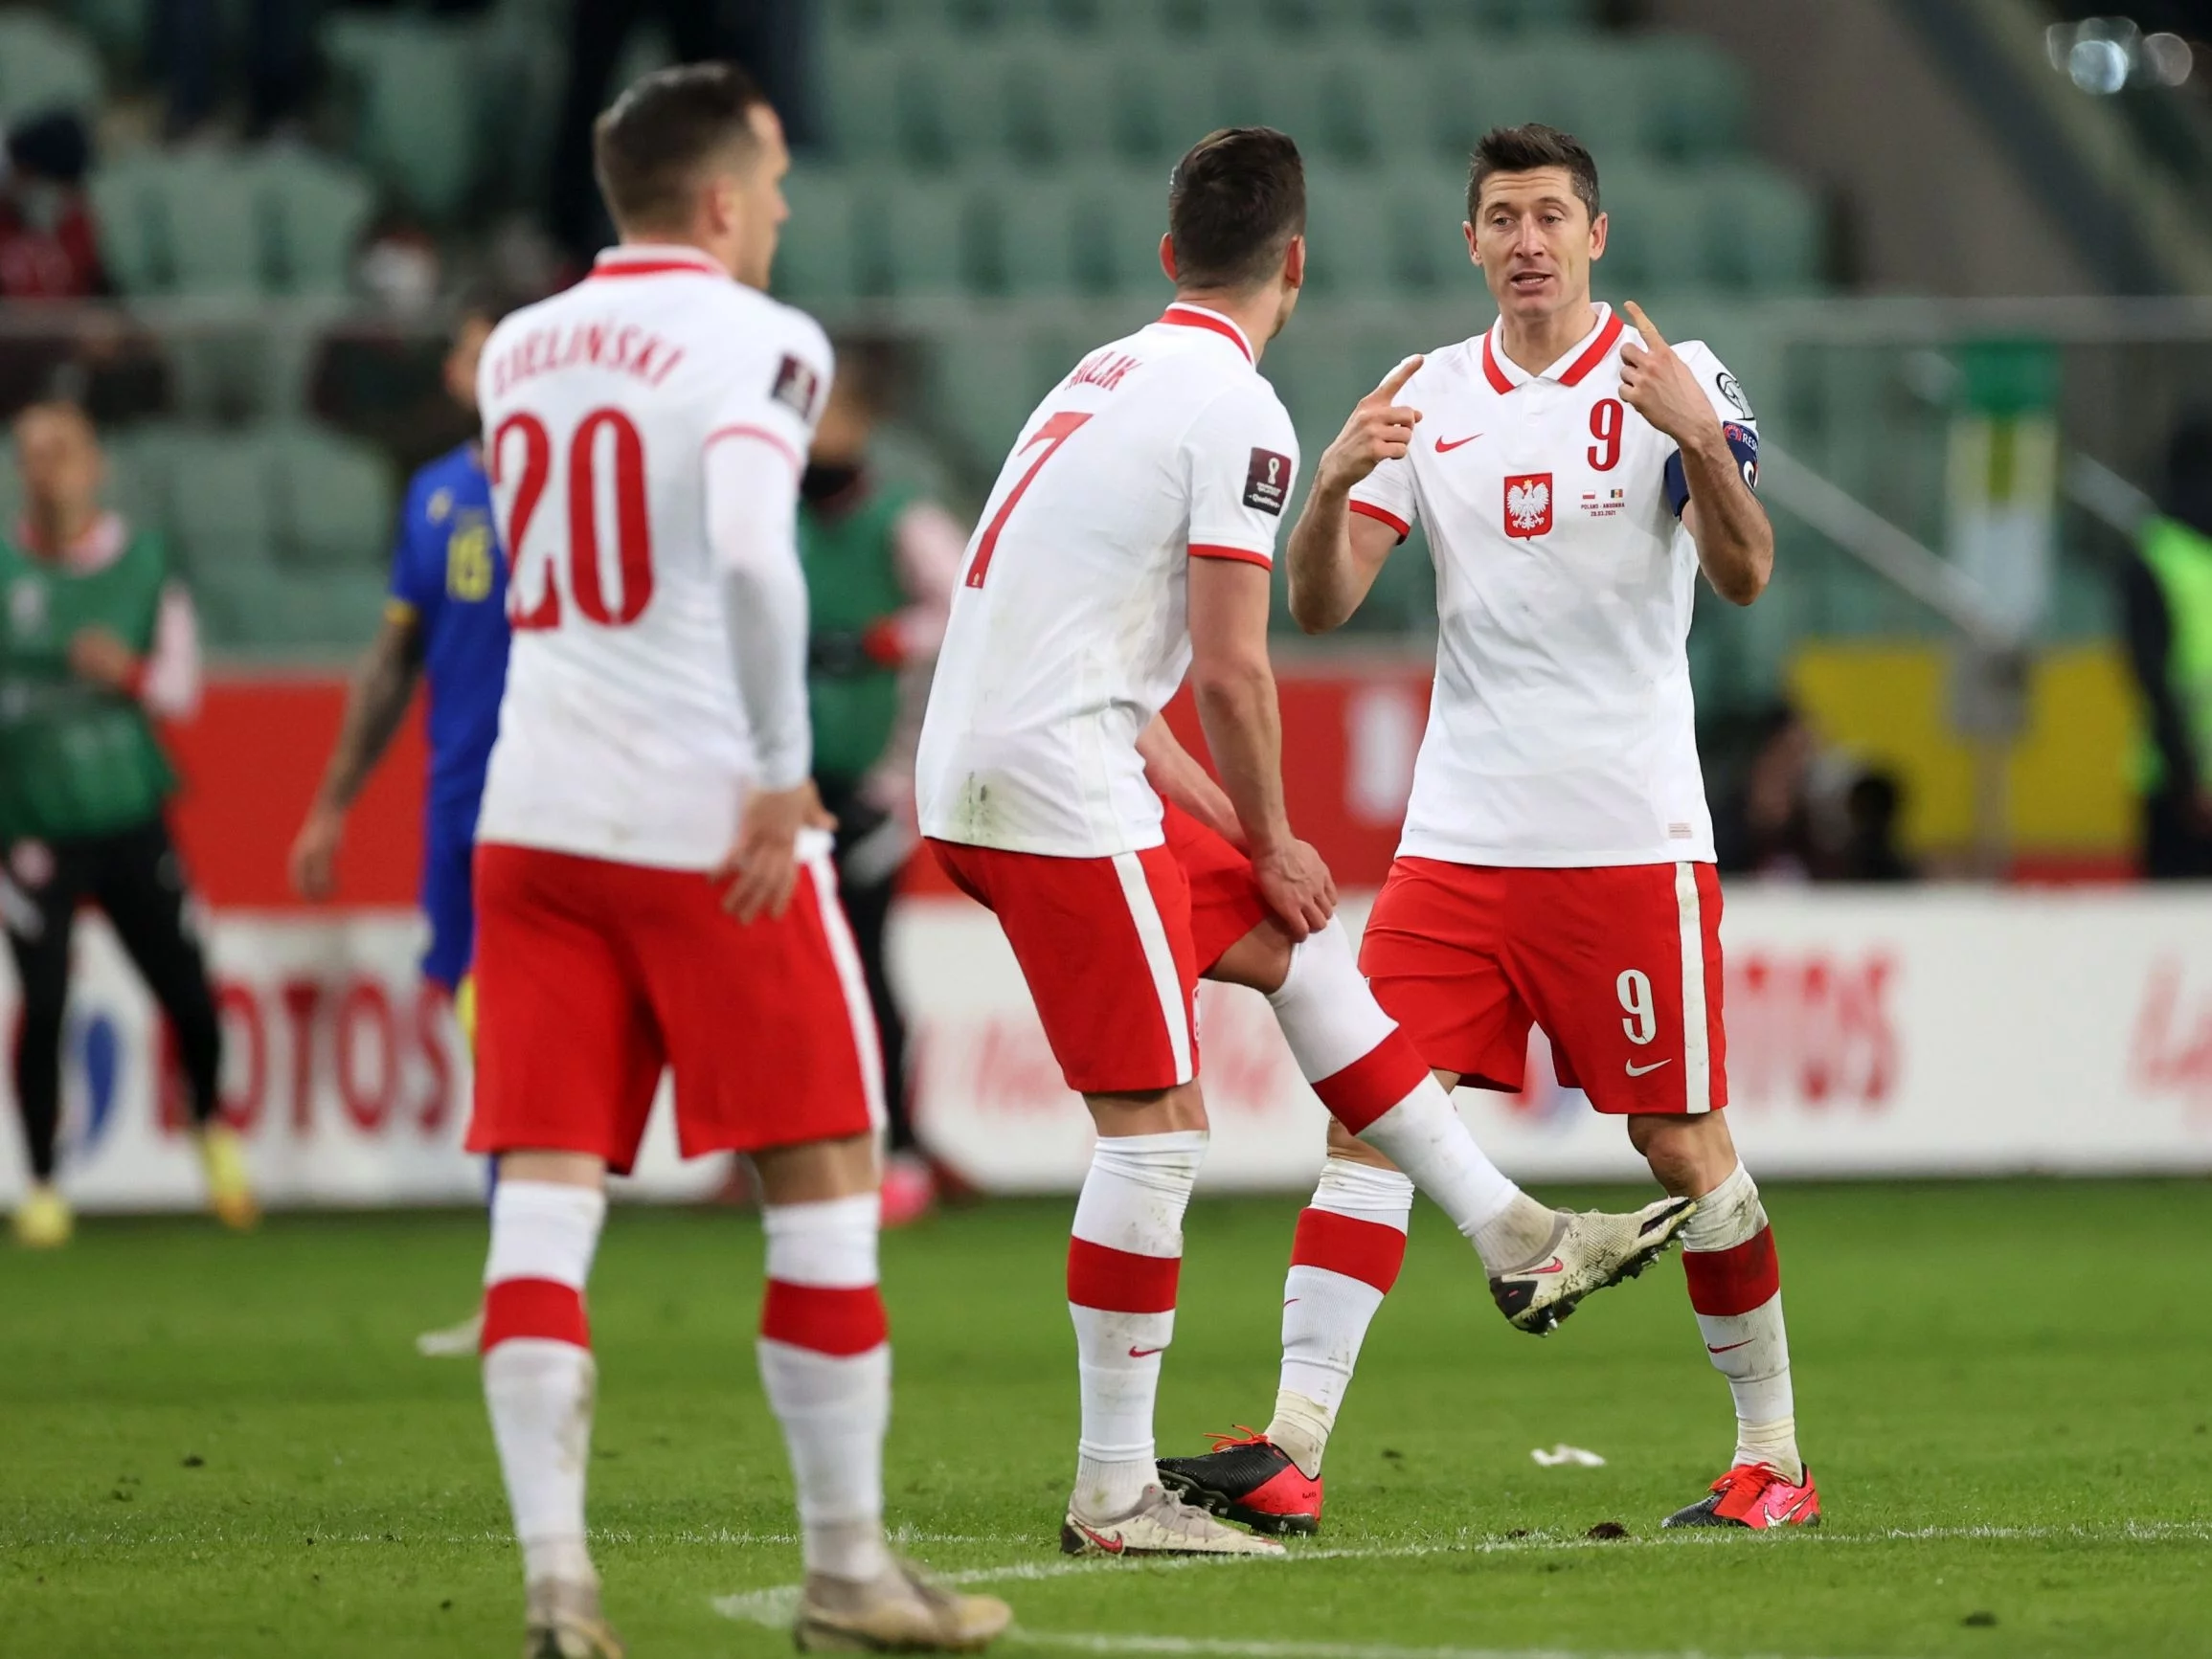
2122,412,2212,879
2,401,246,1247
801,361,964,1225
1837,771,1916,883
0,113,107,301
289,298,512,1350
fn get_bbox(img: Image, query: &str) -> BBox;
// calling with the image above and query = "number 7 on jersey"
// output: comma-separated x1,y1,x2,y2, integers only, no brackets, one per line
964,411,1092,590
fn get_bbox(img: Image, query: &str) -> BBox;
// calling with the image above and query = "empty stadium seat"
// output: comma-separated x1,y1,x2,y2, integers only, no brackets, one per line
160,430,278,574
1704,163,1823,293
0,9,102,123
261,150,373,295
323,13,484,219
853,171,986,297
777,167,862,302
267,424,395,570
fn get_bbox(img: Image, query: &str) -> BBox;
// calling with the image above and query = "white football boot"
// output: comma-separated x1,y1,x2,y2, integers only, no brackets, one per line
523,1576,624,1659
1061,1484,1285,1557
794,1557,1012,1652
1488,1195,1697,1335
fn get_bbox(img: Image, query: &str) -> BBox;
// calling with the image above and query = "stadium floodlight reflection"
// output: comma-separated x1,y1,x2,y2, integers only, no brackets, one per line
2045,17,2195,91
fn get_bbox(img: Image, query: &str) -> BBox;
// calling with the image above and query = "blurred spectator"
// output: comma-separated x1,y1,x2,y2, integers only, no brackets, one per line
154,0,318,140
2121,411,2212,879
1714,705,1822,877
548,0,817,263
1,403,252,1247
800,359,964,1225
1838,771,1917,883
0,113,106,300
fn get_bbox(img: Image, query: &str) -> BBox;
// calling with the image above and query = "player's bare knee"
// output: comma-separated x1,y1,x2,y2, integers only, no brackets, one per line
1628,1112,1737,1198
499,1149,608,1191
1207,918,1298,996
754,1132,879,1206
1323,1116,1399,1170
1087,1080,1208,1137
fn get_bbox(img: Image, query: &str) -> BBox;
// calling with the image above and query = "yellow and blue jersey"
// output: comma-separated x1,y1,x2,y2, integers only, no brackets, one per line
387,441,509,991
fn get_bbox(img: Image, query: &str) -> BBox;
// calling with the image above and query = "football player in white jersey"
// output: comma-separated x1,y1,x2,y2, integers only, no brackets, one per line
466,64,1008,1656
919,127,1691,1559
1161,124,1816,1538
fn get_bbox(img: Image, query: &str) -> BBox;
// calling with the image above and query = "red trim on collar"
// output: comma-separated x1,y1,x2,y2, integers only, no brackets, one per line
1558,310,1625,387
1159,304,1253,363
1480,328,1515,394
590,248,725,280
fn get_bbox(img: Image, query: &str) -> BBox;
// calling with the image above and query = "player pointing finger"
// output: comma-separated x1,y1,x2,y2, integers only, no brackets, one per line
1618,302,1722,450
1314,354,1425,495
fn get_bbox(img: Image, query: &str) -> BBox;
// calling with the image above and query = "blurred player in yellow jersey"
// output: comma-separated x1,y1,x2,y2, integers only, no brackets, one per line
291,297,515,1351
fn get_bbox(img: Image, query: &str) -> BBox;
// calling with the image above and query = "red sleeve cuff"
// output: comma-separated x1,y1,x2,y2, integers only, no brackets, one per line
1347,500,1410,543
1188,543,1274,570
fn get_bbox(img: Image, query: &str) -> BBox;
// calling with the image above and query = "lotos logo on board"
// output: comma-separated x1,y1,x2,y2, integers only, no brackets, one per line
1503,473,1553,539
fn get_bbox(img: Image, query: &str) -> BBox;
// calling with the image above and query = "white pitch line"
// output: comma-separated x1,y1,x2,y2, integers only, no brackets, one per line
1004,1633,1858,1659
711,1519,2212,1639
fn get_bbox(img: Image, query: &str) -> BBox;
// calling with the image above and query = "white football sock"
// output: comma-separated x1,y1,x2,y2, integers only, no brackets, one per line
1066,1130,1208,1520
1268,1158,1413,1478
480,1180,606,1588
1264,920,1521,1246
758,1194,892,1583
1681,1162,1800,1484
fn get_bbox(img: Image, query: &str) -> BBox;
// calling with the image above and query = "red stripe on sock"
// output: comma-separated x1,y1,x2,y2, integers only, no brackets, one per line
760,1280,889,1356
481,1277,589,1352
1066,1236,1182,1313
1682,1225,1781,1317
1311,1032,1430,1134
1290,1208,1409,1293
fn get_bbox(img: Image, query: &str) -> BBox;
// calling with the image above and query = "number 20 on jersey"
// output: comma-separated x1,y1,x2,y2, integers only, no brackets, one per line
493,408,656,630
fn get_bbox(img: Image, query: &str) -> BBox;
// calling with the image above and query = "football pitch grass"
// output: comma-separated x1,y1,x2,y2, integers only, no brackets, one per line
5,1180,2209,1658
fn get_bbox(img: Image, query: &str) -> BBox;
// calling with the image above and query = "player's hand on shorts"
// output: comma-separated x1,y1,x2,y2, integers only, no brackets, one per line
1619,303,1720,448
714,780,837,924
1315,356,1424,497
66,625,141,693
289,804,345,901
1252,837,1337,940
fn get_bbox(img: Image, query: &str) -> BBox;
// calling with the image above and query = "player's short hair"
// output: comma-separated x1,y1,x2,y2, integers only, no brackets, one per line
1167,126,1306,292
1466,123,1601,225
593,61,772,234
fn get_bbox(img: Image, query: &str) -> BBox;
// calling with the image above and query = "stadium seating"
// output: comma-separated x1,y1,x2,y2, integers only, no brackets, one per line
321,11,485,221
89,151,375,298
0,8,103,123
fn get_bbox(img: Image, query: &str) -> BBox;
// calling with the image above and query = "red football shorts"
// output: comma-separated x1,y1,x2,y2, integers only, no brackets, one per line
466,842,882,1172
928,803,1271,1096
1359,858,1727,1115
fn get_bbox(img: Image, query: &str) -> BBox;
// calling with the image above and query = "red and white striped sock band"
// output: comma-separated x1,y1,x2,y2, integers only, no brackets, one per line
480,1180,606,1353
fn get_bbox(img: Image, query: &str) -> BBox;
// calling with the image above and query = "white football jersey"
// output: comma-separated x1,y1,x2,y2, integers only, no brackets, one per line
1348,303,1756,867
918,303,1298,857
474,244,832,869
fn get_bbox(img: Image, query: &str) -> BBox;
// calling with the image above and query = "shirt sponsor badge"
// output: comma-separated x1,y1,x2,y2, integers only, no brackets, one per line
1244,448,1291,515
771,354,822,421
1503,472,1553,539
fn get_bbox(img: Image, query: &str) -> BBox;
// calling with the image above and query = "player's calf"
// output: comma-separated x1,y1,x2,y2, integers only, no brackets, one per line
479,1177,613,1645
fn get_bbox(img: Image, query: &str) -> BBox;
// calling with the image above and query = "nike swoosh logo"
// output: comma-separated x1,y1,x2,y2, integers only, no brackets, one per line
1706,1338,1754,1355
1434,433,1482,453
1074,1523,1125,1555
1128,1345,1165,1358
1519,1257,1566,1276
1625,1058,1673,1077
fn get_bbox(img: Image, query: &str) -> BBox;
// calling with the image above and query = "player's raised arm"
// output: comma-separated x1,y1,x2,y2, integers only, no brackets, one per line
1285,355,1422,634
1620,302,1772,605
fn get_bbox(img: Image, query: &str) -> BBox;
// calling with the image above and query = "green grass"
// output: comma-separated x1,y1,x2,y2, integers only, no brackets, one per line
4,1181,2210,1658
